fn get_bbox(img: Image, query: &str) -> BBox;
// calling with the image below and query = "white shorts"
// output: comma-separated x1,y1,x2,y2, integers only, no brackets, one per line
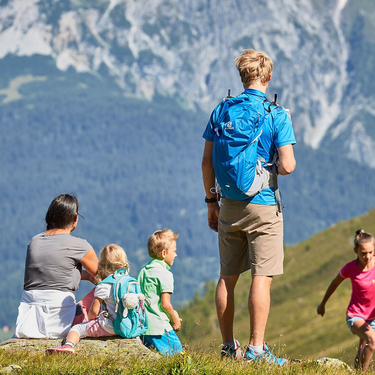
14,289,76,339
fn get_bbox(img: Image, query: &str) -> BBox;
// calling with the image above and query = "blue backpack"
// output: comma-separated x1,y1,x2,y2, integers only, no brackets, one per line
212,91,281,207
99,269,148,338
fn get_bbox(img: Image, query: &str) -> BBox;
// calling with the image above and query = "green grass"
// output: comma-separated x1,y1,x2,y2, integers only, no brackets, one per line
0,346,357,374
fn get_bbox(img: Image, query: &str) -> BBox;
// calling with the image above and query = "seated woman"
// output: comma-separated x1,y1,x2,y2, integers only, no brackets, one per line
14,194,99,339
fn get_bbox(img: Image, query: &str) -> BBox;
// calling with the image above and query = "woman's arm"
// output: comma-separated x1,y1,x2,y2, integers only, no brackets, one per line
161,292,182,332
317,272,345,316
80,249,99,279
80,270,97,284
88,297,103,320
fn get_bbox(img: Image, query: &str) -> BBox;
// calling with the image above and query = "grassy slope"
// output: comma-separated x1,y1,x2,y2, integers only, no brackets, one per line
0,348,356,375
179,209,375,363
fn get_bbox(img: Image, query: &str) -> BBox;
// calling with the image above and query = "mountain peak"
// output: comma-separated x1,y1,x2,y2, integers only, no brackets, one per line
0,0,374,166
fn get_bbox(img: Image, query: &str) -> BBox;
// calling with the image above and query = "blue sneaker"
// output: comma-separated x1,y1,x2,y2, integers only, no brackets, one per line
244,343,288,366
221,339,243,360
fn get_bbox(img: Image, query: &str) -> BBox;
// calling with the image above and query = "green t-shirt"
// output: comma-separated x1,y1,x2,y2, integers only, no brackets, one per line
137,258,174,335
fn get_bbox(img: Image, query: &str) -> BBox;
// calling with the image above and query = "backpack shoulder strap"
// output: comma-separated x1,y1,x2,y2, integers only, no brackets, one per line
113,273,131,313
262,93,279,114
97,269,129,313
261,94,284,213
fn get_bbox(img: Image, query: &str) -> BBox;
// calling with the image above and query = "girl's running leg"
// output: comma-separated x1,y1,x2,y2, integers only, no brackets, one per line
351,320,375,371
354,338,366,369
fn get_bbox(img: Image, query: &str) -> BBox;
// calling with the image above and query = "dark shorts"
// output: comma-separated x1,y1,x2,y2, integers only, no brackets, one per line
218,197,284,276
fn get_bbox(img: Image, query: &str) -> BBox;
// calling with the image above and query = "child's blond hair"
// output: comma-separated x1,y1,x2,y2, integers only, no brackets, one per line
147,228,178,259
235,49,273,88
96,244,129,282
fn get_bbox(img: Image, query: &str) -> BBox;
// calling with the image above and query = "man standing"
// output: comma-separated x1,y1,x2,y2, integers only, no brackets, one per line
201,49,296,366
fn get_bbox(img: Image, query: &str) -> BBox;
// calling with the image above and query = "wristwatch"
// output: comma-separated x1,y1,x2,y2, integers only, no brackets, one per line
205,196,217,203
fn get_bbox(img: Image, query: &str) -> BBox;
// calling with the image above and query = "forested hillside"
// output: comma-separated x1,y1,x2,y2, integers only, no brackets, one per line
1,55,375,330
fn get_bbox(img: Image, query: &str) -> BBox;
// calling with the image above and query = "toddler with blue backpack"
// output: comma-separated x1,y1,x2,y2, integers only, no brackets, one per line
46,244,148,354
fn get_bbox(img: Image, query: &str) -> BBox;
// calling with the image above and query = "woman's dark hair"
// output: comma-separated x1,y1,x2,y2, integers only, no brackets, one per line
45,194,79,230
354,229,375,249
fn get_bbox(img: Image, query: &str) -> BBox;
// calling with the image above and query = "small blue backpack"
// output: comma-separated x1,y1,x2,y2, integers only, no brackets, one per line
99,269,148,338
212,91,281,207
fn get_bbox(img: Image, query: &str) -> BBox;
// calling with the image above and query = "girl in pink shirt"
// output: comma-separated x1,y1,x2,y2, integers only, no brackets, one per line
317,229,375,372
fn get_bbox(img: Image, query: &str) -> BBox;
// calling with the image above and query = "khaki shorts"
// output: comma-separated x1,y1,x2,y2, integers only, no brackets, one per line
218,197,284,276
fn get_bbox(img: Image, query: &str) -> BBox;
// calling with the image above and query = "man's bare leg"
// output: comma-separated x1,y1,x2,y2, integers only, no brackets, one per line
249,275,273,347
216,275,240,344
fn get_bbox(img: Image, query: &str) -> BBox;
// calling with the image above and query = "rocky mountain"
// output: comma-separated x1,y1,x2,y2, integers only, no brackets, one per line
0,0,374,166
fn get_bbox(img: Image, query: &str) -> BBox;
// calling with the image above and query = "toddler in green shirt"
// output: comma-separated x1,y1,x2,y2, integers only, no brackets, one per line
138,228,183,356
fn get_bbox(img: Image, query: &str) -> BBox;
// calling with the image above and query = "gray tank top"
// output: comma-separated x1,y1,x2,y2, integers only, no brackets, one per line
24,233,92,292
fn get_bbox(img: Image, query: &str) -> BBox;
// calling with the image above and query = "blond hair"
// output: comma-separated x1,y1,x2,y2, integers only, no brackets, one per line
235,49,273,88
354,229,375,250
147,228,179,259
96,244,129,282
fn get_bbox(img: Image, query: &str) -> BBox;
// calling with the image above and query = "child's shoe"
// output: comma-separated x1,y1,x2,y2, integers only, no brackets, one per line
221,339,243,360
244,342,288,366
46,344,75,355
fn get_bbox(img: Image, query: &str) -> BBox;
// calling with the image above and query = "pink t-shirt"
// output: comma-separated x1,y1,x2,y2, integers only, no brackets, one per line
341,259,375,320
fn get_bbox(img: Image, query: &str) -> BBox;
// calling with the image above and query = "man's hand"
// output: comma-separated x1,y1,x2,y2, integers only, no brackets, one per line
207,202,220,232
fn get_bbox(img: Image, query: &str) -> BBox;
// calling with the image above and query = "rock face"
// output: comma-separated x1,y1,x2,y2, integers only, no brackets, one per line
0,0,374,167
0,337,158,357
